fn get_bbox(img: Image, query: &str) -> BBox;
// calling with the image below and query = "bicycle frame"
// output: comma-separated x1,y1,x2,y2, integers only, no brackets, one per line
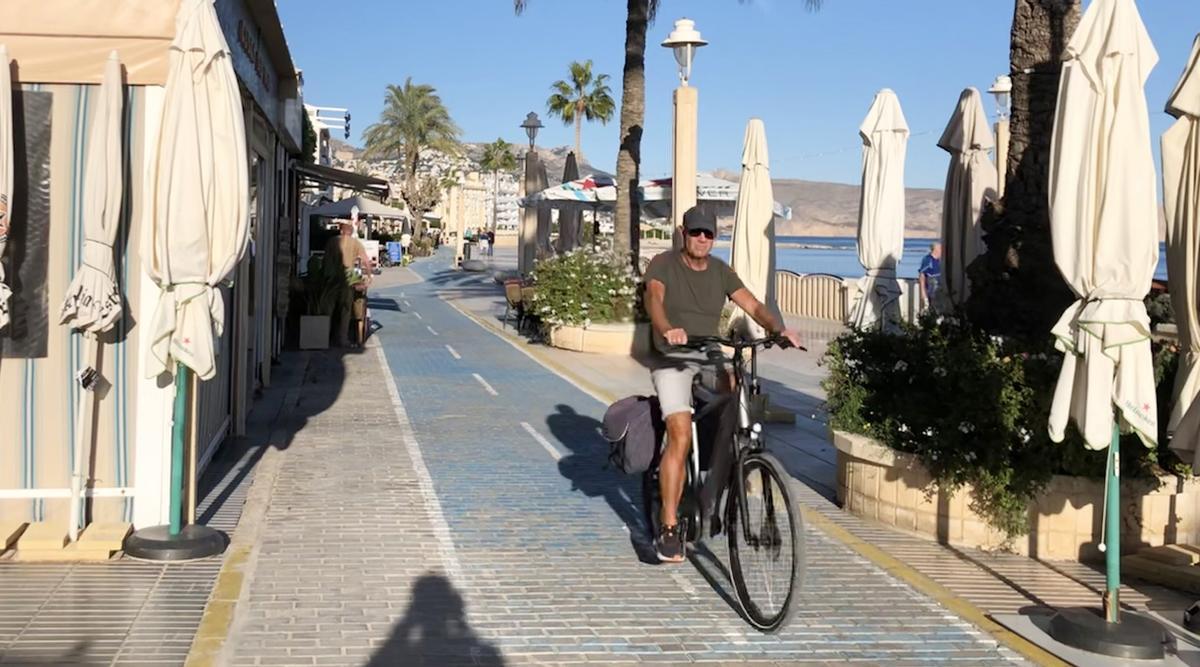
684,337,773,545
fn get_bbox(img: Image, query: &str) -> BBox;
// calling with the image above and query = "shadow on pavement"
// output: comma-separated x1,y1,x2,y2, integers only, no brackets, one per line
197,347,351,526
366,573,505,667
546,403,658,564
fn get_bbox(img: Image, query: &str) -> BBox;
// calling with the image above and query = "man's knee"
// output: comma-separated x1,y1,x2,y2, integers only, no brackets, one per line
664,413,691,454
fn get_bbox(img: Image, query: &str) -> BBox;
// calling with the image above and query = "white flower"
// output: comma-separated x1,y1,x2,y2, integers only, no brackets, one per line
898,423,910,433
893,360,908,373
933,366,947,378
1019,428,1031,443
923,427,934,437
958,422,974,434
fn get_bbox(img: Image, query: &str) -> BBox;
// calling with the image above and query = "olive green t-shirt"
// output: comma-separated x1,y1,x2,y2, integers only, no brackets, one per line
644,250,745,355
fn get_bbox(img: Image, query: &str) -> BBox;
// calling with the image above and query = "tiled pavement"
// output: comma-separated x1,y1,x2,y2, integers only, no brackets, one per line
0,357,305,666
221,250,1022,665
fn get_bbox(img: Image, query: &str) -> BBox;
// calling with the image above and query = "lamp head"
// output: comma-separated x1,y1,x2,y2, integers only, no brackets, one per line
520,112,543,150
988,75,1013,121
661,18,707,86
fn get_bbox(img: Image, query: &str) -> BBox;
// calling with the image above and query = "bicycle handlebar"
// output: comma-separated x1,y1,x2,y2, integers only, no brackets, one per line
680,334,806,353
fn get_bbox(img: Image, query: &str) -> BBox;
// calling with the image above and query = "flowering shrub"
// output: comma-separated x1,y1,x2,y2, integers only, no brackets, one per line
530,246,642,328
823,313,1178,539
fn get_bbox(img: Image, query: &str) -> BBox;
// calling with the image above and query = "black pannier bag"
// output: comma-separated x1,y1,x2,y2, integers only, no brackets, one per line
601,395,664,474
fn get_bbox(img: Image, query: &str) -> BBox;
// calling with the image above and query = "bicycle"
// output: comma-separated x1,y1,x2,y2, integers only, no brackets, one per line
642,334,806,632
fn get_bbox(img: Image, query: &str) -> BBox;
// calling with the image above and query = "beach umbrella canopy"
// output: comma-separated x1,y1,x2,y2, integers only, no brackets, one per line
639,174,791,220
937,87,996,306
60,52,124,333
308,195,408,220
144,0,249,381
557,152,583,253
728,119,778,339
849,89,909,332
1166,35,1200,463
1047,0,1159,450
518,174,616,212
0,45,12,331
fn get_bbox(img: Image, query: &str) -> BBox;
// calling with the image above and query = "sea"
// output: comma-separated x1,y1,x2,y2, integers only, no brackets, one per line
711,236,1171,282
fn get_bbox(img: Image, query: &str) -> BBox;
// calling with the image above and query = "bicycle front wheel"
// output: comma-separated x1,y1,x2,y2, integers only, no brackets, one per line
726,451,805,632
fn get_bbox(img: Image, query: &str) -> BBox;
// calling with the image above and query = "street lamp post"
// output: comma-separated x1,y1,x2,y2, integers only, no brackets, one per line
663,18,707,248
988,75,1012,199
518,112,543,276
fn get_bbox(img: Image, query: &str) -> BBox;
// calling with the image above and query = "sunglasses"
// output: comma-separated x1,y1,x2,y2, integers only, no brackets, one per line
687,228,715,239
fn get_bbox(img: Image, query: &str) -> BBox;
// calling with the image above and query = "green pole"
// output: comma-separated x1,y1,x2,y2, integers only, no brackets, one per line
169,364,188,536
1104,421,1121,623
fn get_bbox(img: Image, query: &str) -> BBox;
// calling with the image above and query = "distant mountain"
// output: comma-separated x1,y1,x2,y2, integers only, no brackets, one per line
712,169,942,238
337,138,608,181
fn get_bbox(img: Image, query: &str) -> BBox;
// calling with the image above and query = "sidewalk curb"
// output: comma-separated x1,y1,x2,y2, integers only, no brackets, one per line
184,374,305,667
442,291,1063,667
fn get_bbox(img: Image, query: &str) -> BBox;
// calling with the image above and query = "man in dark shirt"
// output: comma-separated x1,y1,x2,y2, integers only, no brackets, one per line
643,207,802,562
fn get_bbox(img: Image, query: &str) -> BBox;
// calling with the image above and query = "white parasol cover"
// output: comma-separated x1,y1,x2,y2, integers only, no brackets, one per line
144,0,249,381
728,119,778,339
60,52,124,333
849,89,909,332
937,87,996,306
1165,35,1200,463
1047,0,1160,450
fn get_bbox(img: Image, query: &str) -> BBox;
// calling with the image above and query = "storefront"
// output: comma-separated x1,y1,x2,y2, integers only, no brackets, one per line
0,0,303,533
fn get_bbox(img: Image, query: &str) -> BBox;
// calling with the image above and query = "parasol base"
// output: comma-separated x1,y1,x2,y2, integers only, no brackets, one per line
1048,607,1168,660
123,524,227,562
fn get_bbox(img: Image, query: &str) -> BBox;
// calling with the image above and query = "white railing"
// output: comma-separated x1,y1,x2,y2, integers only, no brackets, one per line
774,270,924,325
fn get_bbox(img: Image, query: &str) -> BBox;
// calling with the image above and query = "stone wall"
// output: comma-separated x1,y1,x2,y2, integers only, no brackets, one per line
834,430,1200,561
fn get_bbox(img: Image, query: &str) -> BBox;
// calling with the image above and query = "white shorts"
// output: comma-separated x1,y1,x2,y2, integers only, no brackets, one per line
650,355,727,418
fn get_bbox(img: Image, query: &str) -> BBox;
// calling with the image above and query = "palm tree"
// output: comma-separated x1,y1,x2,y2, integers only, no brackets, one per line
516,0,821,268
546,60,615,162
363,77,461,236
966,0,1080,341
479,138,518,231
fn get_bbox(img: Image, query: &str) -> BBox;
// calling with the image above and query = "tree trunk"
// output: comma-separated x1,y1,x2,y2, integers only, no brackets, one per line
614,0,648,269
966,0,1079,342
575,114,582,164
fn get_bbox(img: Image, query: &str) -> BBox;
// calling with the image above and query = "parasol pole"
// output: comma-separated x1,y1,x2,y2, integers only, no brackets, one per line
67,337,100,542
168,363,188,535
1103,422,1121,623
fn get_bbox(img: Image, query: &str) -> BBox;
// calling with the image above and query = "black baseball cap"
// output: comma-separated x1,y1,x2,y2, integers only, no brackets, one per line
682,206,716,235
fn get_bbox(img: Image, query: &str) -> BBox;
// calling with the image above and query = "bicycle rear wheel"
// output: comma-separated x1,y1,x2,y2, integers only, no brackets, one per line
726,451,805,632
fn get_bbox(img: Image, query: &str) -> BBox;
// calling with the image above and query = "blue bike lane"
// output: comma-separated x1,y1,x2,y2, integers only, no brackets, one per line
368,251,1023,664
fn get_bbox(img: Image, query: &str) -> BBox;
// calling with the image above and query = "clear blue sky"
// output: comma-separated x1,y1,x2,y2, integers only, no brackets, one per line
279,0,1200,190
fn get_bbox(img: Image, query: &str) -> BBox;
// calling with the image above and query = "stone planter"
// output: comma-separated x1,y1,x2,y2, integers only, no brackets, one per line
833,430,1200,561
299,315,330,350
547,321,651,356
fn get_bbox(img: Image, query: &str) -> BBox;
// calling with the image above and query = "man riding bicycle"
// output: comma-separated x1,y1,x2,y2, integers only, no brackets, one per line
644,206,803,563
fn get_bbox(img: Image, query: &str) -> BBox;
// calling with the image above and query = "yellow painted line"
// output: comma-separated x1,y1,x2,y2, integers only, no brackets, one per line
798,507,1068,667
445,290,1058,663
185,544,251,667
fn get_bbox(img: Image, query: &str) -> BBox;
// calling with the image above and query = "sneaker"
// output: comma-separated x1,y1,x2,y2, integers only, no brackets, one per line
656,524,685,563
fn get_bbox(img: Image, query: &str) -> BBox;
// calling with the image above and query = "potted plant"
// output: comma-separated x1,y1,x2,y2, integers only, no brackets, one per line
530,245,648,354
822,312,1188,557
299,255,340,350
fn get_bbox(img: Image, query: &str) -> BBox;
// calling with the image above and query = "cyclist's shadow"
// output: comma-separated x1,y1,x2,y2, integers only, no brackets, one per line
546,403,658,564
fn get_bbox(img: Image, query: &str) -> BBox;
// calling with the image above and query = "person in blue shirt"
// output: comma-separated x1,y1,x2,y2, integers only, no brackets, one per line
918,242,942,308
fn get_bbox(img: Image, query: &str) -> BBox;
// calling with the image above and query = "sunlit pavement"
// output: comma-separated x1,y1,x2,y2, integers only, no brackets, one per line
219,248,1022,666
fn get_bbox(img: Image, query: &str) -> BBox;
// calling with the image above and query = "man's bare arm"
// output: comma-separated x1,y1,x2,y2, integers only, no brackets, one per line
730,287,803,348
646,278,687,345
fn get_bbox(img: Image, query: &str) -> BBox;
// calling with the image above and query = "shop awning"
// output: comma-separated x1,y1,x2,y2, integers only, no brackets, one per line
295,162,390,199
